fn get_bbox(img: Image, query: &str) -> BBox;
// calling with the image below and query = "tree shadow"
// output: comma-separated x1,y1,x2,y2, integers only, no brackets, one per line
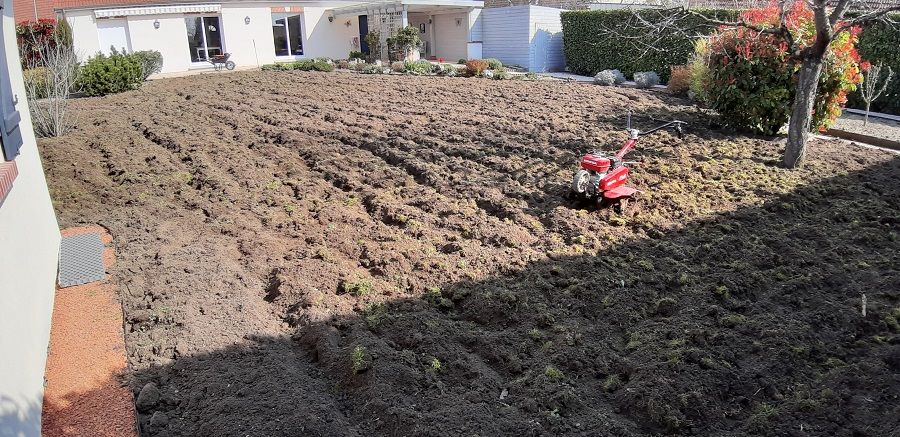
0,396,41,437
119,156,900,436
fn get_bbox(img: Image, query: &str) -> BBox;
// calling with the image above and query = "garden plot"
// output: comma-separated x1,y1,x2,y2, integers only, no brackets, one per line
40,71,900,436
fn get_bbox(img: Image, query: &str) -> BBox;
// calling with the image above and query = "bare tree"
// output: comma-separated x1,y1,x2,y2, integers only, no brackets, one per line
859,62,894,125
604,0,900,168
22,25,79,138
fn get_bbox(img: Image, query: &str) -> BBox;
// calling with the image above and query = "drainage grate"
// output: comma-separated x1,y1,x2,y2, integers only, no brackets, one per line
58,233,106,288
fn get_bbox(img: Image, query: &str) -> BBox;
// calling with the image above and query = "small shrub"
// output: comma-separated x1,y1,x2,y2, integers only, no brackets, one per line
78,49,143,97
357,63,386,74
337,59,350,69
593,69,624,86
602,374,622,392
341,277,372,297
404,59,432,75
390,61,406,72
492,66,509,80
634,71,660,88
464,59,489,77
544,365,564,379
457,58,466,64
349,50,364,61
668,65,690,96
350,345,370,374
484,58,503,69
260,63,283,71
23,68,48,98
429,357,442,372
132,50,163,80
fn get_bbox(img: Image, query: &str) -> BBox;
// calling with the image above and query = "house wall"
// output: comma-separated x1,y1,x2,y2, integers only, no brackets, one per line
66,3,360,73
126,14,190,72
527,5,565,72
432,11,467,62
482,5,564,72
482,6,530,67
408,12,431,57
0,0,62,434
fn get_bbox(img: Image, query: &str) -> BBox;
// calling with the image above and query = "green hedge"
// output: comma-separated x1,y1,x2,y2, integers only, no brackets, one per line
562,11,899,115
561,9,740,83
849,17,900,115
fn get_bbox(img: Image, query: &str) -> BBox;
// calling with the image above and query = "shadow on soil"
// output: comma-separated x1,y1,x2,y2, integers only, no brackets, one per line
127,157,899,436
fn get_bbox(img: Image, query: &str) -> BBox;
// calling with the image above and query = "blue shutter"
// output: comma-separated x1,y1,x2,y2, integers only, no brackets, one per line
0,8,24,161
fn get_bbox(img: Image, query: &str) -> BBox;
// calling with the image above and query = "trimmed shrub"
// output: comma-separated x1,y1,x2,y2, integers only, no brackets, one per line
133,50,163,80
291,59,334,71
667,65,690,96
464,59,489,77
594,69,624,86
457,58,466,64
390,61,406,72
696,2,863,134
561,9,739,82
78,49,143,97
634,71,660,88
349,50,364,61
484,58,503,69
849,16,900,114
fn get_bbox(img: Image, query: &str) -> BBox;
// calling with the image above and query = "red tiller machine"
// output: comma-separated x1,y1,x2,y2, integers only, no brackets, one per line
571,112,686,211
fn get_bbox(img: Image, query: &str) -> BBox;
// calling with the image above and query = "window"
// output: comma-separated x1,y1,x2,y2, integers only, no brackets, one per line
272,13,303,57
185,16,223,63
0,13,24,161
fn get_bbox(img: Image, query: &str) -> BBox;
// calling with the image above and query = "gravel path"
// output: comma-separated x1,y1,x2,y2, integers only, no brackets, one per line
831,111,900,143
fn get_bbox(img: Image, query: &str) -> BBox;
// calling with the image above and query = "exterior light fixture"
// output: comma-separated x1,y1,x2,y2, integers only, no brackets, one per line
244,16,250,25
153,19,160,29
328,15,334,23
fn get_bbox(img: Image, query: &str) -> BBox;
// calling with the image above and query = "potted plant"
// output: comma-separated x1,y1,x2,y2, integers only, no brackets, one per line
392,26,421,62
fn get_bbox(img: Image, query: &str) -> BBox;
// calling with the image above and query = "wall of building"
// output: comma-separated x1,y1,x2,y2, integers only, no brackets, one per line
12,0,54,22
0,0,62,434
481,5,530,67
432,11,467,62
527,5,565,72
127,14,190,72
66,3,362,73
482,5,564,72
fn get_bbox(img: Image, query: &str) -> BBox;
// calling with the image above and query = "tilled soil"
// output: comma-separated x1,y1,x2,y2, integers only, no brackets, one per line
41,71,900,436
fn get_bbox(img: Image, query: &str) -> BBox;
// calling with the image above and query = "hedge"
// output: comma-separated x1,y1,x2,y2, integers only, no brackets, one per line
560,9,739,83
849,17,900,115
562,10,899,115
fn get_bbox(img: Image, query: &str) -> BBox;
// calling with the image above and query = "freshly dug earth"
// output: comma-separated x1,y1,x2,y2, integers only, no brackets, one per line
41,71,900,436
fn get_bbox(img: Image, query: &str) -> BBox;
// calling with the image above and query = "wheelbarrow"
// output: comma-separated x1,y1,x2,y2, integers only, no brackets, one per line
209,53,236,71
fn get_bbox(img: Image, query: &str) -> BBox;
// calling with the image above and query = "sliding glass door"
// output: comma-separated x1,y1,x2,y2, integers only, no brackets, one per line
186,16,223,63
272,13,303,57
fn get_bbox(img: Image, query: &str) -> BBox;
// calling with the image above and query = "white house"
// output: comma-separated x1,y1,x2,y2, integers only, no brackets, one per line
1,0,62,434
59,0,485,74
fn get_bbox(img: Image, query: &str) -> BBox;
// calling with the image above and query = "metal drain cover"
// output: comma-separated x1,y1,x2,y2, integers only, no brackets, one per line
58,233,106,288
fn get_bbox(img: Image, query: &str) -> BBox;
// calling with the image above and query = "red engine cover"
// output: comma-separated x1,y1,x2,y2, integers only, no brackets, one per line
580,153,611,173
600,166,629,191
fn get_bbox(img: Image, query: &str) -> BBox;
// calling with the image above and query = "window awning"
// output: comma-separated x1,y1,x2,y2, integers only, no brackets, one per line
94,3,220,18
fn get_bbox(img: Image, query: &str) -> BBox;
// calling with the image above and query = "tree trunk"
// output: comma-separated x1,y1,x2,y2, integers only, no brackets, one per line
784,57,824,169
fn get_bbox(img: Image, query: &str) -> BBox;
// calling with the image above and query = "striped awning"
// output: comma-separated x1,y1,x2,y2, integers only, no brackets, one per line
94,3,220,17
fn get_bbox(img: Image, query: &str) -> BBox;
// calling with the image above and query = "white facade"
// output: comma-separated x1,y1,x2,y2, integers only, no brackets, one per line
482,5,565,72
64,0,484,74
0,0,62,435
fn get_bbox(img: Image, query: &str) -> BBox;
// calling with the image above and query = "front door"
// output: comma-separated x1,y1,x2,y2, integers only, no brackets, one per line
185,16,223,63
358,15,368,55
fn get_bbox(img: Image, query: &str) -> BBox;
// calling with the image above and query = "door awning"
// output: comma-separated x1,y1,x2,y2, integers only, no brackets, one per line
94,3,220,18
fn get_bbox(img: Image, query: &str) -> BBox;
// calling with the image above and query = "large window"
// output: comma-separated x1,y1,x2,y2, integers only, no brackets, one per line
272,13,303,57
186,16,223,63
